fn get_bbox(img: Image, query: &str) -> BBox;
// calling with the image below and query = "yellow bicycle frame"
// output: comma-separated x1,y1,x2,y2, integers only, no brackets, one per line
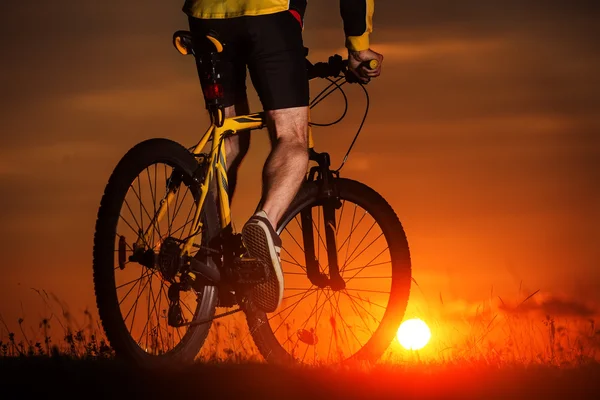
135,111,315,259
135,32,317,261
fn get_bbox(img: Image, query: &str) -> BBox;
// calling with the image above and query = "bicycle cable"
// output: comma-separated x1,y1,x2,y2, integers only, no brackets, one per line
310,77,349,127
306,71,371,174
188,63,370,174
310,75,346,106
334,80,370,173
310,76,347,110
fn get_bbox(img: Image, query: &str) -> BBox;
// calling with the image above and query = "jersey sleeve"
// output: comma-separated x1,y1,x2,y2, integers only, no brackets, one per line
340,0,374,52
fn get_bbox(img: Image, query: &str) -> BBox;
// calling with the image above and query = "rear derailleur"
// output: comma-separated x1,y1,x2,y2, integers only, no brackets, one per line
167,279,193,327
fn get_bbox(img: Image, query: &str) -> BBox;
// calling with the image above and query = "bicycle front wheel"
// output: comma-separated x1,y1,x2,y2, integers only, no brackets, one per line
246,178,412,365
93,138,219,366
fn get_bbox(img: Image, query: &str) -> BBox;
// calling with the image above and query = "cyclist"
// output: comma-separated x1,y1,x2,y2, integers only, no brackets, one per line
182,0,384,313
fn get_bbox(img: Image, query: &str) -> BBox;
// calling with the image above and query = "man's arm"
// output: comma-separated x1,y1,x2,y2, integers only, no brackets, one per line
340,0,382,82
340,0,374,52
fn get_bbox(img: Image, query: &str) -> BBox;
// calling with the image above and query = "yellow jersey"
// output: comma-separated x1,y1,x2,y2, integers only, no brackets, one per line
182,0,374,51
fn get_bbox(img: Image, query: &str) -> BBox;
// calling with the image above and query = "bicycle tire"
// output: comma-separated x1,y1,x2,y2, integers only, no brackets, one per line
245,178,412,365
93,138,219,366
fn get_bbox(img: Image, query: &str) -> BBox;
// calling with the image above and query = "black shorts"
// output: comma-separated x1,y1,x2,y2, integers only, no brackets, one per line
188,11,309,111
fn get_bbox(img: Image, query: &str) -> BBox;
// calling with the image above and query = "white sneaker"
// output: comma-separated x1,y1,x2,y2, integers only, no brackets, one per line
241,210,284,313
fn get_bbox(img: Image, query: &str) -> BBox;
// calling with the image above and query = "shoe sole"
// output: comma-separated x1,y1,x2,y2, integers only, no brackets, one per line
242,221,284,312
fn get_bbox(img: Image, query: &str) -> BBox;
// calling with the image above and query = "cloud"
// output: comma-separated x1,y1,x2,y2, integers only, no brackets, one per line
417,291,599,327
498,292,597,318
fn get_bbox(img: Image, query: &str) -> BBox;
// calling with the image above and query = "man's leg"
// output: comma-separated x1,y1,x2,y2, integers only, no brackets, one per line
241,108,308,313
259,106,309,228
222,102,251,201
240,10,309,313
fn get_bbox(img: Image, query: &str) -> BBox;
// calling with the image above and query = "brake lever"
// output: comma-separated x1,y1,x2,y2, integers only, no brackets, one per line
345,70,363,84
345,59,379,84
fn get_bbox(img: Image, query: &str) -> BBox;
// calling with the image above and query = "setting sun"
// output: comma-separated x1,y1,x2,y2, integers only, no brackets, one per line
397,318,432,350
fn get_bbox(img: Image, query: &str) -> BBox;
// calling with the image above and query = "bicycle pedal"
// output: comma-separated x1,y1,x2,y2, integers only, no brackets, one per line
233,258,269,285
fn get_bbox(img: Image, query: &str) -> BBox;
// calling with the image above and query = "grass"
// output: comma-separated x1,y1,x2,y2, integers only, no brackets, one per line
1,287,599,365
1,289,599,398
1,351,599,398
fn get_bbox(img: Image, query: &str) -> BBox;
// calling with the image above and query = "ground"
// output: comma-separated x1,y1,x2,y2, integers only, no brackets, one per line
1,357,599,399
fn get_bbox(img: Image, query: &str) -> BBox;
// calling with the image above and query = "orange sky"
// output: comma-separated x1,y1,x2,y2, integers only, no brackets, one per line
0,1,599,334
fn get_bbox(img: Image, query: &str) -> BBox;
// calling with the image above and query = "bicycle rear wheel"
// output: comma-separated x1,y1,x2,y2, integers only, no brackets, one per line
246,178,412,365
93,138,219,366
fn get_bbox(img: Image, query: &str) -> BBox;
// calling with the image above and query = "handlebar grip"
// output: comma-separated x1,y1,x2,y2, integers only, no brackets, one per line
362,59,379,70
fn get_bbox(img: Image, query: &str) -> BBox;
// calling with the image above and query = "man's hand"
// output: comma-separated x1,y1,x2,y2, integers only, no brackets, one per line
348,48,384,83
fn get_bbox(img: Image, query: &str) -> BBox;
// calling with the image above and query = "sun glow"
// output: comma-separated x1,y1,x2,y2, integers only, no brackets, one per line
396,318,431,350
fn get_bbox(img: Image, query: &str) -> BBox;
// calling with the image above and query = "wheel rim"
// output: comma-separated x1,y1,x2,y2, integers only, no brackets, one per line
112,162,205,356
267,197,395,365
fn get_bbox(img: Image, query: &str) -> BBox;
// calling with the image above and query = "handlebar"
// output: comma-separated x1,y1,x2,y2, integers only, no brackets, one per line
306,54,379,83
172,31,377,85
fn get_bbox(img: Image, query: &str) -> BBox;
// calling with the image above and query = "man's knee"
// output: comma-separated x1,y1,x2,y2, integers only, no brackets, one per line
266,106,308,145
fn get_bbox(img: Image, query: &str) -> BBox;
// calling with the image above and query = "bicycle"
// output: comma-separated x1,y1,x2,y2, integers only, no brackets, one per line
92,29,412,366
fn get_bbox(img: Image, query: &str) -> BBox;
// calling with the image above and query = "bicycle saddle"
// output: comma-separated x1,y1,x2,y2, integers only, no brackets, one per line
173,30,224,56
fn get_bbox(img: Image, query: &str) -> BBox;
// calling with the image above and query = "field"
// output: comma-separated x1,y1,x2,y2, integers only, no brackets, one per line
1,292,599,399
1,356,599,398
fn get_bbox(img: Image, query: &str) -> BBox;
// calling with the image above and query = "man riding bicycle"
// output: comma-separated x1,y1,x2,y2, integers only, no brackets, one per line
182,0,384,313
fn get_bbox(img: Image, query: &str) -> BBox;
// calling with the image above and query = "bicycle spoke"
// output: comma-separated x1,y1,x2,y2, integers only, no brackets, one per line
280,246,307,273
283,226,305,254
342,232,384,273
316,207,322,268
124,271,152,332
342,260,390,273
146,167,158,247
139,274,158,350
338,204,359,254
346,276,390,279
344,290,374,337
119,214,149,248
344,288,390,295
344,291,387,310
151,278,165,351
119,268,148,307
282,289,334,350
340,221,377,271
136,176,145,243
164,165,173,235
122,198,144,240
343,289,382,325
332,292,363,350
343,247,389,286
110,160,206,357
129,179,162,246
336,200,346,237
270,288,317,336
116,275,145,290
269,286,316,323
280,288,318,302
168,216,195,240
174,190,194,240
262,184,401,365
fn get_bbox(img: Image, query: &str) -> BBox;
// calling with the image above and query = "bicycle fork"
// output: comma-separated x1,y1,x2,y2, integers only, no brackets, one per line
302,149,345,291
